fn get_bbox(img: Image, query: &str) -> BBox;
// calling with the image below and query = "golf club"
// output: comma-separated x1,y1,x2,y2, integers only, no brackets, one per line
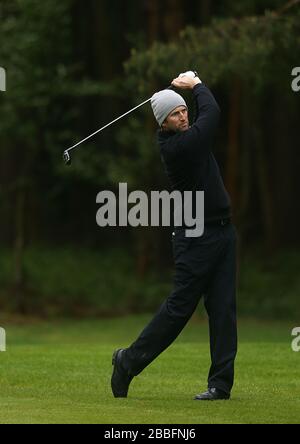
63,88,173,166
62,71,198,166
63,96,154,165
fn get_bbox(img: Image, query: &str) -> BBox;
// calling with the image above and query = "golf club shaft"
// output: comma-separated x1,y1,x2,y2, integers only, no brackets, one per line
66,97,152,154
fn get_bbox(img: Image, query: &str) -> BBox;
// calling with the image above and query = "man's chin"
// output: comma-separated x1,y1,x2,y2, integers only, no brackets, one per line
179,124,189,132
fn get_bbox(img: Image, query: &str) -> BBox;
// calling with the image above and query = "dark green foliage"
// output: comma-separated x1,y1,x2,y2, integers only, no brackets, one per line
0,246,171,316
125,11,300,93
0,246,299,319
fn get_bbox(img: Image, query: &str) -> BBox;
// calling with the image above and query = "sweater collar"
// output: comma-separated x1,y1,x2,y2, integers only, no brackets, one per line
157,129,176,142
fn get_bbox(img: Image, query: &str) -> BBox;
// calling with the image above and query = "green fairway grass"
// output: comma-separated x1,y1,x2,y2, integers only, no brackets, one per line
0,314,299,424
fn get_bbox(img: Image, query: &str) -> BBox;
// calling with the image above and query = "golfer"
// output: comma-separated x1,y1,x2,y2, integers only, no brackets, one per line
111,72,238,401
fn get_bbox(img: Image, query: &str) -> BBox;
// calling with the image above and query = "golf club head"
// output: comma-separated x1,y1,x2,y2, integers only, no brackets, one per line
63,151,72,166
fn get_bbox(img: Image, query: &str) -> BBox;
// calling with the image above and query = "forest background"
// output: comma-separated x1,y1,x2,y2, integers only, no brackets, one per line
0,0,299,319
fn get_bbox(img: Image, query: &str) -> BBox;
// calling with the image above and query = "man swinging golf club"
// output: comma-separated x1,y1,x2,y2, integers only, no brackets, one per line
111,71,238,401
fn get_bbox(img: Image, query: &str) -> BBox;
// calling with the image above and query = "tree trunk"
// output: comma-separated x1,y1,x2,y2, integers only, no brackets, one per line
199,0,212,25
250,97,278,253
225,78,242,220
164,0,184,40
13,185,26,313
254,124,278,252
238,86,254,234
145,0,161,44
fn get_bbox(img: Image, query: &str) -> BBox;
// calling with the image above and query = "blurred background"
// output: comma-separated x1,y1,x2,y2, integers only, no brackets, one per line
0,0,299,319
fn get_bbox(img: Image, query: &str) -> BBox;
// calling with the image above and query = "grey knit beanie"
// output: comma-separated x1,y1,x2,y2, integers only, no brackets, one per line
151,89,187,126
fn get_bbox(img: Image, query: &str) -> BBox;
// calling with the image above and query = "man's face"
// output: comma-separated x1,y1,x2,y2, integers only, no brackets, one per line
162,106,189,132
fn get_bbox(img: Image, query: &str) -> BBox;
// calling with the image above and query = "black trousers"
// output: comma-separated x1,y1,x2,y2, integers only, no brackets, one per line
123,222,238,394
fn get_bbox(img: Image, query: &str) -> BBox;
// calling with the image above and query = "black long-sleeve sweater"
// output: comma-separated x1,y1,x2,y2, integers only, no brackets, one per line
157,83,231,223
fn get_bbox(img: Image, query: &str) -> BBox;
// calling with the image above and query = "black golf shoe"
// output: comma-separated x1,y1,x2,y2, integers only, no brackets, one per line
194,387,230,401
111,349,133,398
